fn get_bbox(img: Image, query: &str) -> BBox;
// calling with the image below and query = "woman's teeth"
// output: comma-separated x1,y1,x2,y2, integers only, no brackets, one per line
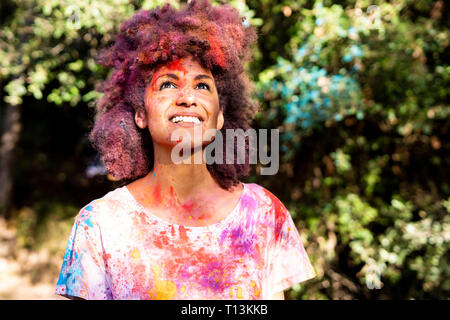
171,116,202,124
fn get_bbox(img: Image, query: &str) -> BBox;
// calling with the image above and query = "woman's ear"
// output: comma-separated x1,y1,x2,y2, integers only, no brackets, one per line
217,111,224,131
135,109,148,129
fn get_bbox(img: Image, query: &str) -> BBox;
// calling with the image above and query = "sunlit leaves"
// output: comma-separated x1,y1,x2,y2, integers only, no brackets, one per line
0,0,139,107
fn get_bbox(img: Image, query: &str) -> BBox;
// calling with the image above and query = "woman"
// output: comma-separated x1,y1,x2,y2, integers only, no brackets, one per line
55,0,315,300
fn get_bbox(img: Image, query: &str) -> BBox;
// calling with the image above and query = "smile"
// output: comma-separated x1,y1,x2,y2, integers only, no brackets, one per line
169,115,203,125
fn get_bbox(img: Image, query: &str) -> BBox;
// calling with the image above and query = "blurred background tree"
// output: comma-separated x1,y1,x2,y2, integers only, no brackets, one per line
0,0,448,299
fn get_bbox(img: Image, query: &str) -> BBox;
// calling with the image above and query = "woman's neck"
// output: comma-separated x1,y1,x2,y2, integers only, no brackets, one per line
149,163,216,202
135,145,218,214
151,145,217,196
128,144,243,226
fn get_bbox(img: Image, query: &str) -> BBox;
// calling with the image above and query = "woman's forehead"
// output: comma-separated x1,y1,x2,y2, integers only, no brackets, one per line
153,56,212,77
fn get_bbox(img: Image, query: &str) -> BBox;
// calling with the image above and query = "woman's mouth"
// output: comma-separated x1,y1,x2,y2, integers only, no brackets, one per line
169,115,203,125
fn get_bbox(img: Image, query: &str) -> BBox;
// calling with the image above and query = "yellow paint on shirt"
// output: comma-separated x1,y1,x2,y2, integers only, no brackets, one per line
236,286,244,299
250,281,261,298
180,286,186,293
131,249,140,261
229,287,233,298
149,264,177,300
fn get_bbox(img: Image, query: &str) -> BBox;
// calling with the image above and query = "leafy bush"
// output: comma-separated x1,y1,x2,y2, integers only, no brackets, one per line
253,0,449,299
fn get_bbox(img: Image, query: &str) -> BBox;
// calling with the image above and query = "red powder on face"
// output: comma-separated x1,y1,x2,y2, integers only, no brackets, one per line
164,58,187,75
149,58,186,91
150,79,159,92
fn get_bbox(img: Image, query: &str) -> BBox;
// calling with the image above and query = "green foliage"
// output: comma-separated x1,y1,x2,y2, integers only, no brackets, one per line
1,0,155,106
13,201,78,252
252,0,449,299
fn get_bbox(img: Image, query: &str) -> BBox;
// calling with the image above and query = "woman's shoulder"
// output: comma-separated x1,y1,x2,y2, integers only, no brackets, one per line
242,183,289,215
241,183,292,243
74,186,130,226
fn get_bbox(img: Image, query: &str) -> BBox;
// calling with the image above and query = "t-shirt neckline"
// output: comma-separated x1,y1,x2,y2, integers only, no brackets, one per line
121,183,246,232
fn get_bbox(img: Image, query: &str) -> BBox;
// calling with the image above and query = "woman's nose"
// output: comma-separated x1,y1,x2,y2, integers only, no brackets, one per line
176,89,196,107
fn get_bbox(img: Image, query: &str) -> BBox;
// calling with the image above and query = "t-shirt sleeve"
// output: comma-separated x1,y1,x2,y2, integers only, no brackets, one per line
55,204,112,299
267,206,316,294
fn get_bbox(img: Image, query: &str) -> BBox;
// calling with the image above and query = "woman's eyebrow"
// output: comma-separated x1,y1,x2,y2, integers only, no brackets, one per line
194,74,213,81
154,73,213,83
155,73,179,82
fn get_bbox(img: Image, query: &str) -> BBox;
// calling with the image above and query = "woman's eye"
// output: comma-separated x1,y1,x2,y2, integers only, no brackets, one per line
159,81,177,90
195,82,210,90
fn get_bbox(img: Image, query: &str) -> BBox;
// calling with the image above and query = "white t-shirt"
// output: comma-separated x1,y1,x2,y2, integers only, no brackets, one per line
55,183,315,299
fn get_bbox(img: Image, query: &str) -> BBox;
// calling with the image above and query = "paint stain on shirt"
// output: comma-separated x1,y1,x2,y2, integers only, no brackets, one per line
55,183,316,299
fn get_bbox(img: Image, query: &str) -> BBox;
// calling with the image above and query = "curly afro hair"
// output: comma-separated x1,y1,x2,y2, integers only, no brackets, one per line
88,0,258,190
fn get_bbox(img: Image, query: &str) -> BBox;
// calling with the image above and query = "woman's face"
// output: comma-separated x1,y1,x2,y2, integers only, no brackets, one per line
135,56,224,149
